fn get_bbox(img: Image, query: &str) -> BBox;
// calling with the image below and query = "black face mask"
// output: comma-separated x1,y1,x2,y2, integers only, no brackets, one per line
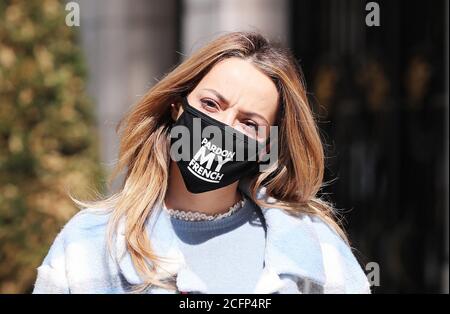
169,96,266,194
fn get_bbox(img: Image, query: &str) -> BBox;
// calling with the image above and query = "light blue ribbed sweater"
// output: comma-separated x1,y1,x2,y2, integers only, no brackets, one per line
167,197,266,293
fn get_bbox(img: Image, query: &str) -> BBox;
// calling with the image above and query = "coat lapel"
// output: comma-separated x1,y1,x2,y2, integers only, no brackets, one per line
242,180,327,291
116,206,209,293
259,205,326,290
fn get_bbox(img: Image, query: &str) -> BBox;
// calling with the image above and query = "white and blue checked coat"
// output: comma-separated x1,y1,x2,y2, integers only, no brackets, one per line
32,183,371,294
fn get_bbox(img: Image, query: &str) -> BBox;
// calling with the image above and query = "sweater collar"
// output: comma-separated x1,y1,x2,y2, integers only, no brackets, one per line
115,184,326,293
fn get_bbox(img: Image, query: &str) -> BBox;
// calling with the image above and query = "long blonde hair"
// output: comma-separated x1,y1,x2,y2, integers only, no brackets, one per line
70,31,348,292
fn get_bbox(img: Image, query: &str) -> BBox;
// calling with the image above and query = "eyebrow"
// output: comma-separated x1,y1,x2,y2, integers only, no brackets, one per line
202,88,270,125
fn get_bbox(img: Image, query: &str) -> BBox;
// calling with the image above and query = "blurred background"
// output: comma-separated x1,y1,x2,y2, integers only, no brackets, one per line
0,0,448,293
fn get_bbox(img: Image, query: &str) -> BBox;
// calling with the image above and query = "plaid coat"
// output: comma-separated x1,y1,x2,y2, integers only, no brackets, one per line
32,186,371,294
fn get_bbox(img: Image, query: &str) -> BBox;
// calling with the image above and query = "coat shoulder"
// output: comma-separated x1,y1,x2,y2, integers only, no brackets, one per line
41,208,111,265
307,215,372,293
60,208,112,242
254,186,371,293
33,209,116,293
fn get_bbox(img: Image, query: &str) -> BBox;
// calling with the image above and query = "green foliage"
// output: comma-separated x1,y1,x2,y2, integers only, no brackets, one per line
0,0,105,293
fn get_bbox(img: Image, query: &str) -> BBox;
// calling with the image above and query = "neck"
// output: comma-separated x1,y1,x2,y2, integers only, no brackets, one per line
165,161,242,215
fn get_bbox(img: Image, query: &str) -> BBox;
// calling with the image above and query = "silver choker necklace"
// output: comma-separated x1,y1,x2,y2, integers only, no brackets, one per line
164,197,246,221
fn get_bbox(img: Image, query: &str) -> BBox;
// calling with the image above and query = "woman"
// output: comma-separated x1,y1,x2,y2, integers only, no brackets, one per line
33,31,371,294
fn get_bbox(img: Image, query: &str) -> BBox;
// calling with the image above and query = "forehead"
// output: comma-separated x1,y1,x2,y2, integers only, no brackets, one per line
194,57,279,123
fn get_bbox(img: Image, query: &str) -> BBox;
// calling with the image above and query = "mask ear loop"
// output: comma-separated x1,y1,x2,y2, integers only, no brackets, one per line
180,95,189,110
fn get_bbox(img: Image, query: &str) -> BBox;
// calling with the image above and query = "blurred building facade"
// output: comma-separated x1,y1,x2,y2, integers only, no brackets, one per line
76,0,448,293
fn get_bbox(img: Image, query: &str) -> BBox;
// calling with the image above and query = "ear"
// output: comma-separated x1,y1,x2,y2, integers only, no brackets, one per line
170,102,182,121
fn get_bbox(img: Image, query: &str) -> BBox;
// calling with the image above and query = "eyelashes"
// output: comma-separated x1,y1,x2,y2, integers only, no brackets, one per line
200,99,260,132
201,99,218,110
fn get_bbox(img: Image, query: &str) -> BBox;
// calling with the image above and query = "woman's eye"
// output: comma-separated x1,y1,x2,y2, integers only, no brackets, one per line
243,121,259,131
201,99,219,111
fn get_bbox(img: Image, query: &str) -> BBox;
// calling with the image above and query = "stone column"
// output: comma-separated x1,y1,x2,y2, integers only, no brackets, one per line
181,0,290,58
77,0,178,192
